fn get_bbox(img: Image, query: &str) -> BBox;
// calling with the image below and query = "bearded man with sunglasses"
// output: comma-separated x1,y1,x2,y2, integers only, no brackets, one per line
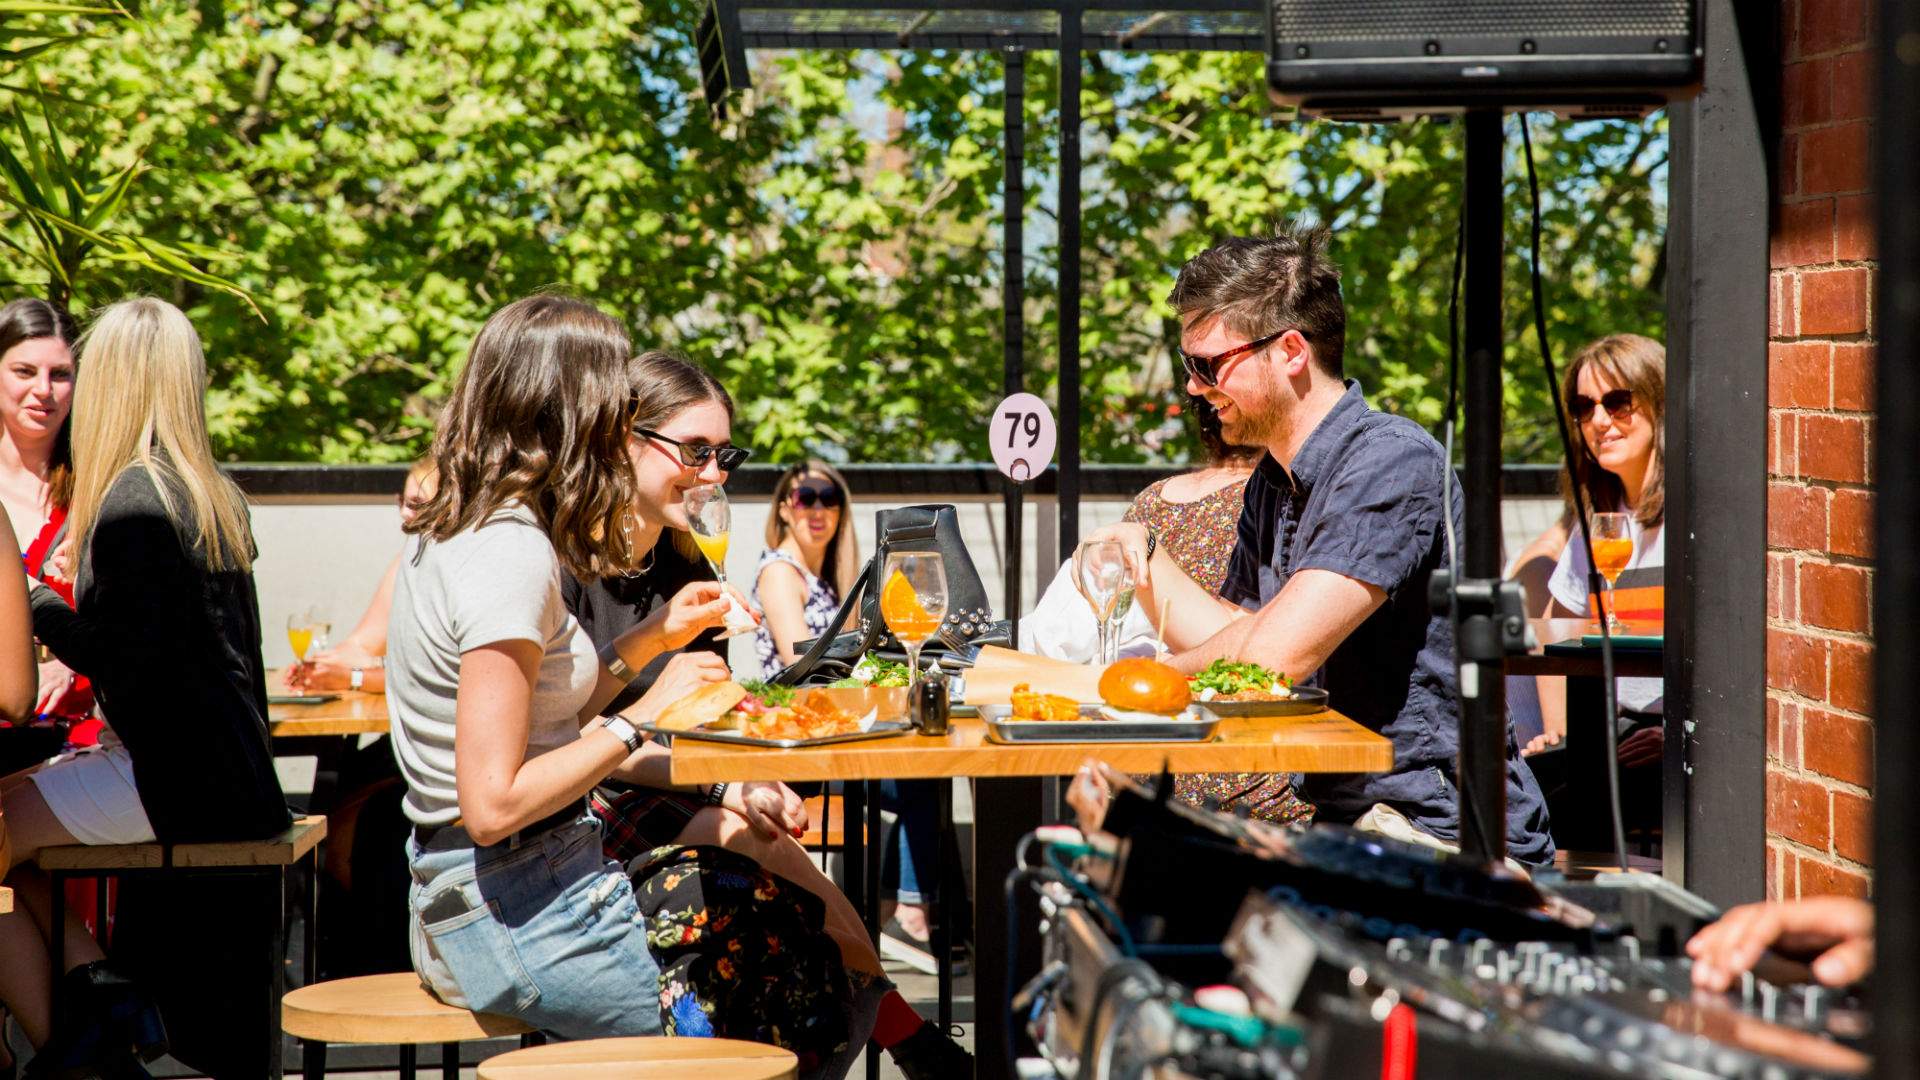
1071,225,1554,865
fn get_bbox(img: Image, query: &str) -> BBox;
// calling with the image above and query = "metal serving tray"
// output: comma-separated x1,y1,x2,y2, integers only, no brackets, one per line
978,704,1222,744
1192,686,1330,717
638,720,914,750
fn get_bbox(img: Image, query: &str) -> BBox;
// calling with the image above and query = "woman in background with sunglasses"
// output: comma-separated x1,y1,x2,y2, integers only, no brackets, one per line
752,462,860,678
1524,334,1668,830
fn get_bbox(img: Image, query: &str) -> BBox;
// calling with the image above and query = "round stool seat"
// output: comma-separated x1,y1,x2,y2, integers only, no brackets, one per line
477,1037,798,1079
283,973,534,1045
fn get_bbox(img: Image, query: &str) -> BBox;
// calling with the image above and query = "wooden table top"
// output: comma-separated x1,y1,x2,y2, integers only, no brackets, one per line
267,674,389,739
1503,618,1664,679
476,1036,796,1079
665,709,1392,785
0,886,11,915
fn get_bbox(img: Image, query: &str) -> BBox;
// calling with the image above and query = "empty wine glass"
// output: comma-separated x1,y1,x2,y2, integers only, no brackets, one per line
1076,540,1128,666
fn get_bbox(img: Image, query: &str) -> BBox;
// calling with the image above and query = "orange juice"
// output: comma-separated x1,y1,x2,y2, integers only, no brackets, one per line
692,530,729,570
288,626,313,661
1592,537,1633,582
881,570,941,642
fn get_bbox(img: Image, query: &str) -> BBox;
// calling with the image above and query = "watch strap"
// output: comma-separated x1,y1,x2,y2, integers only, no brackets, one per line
704,781,729,806
600,713,644,753
349,667,365,691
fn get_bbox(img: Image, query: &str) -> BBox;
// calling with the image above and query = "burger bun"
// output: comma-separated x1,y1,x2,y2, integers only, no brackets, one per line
1097,658,1192,715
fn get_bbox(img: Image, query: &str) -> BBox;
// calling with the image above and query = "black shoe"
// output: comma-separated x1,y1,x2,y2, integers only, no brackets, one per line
23,964,165,1079
888,1020,972,1080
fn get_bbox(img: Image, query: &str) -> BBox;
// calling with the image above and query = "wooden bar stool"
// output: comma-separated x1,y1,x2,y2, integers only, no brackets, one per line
40,815,328,1079
476,1037,797,1079
282,972,537,1079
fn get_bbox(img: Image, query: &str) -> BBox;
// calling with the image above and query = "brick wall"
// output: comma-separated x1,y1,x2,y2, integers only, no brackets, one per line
1764,0,1876,900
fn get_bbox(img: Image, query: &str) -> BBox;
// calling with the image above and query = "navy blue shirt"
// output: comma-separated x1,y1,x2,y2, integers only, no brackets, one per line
1221,382,1553,865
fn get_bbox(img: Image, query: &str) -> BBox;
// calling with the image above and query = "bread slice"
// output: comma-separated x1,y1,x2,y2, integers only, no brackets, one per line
652,680,751,732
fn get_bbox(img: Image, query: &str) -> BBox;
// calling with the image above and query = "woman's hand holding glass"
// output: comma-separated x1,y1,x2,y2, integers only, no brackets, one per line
283,644,379,692
644,580,759,653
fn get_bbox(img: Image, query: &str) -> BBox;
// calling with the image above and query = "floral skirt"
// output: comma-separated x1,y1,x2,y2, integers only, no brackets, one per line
628,845,857,1076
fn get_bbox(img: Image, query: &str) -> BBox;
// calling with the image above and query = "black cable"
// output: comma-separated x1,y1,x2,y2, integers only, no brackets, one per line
1518,115,1630,873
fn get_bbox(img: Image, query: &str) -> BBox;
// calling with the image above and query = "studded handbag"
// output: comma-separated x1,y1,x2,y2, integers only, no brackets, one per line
771,504,1010,686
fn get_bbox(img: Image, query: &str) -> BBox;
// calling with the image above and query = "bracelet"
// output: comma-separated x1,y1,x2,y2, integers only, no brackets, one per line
703,781,729,807
1144,529,1160,563
605,651,636,683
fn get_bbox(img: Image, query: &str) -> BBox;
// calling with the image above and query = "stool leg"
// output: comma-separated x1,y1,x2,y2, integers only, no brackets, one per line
48,872,66,1019
269,869,288,1080
520,1030,546,1048
399,1043,417,1076
302,1040,327,1080
442,1041,459,1079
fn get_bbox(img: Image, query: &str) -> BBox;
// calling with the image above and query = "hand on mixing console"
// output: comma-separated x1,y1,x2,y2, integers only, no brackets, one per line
1686,897,1874,990
1067,759,1114,833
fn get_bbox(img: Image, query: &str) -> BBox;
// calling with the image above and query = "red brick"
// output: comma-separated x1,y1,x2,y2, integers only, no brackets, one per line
1779,700,1804,768
1768,771,1831,848
1770,412,1798,476
1833,791,1872,864
1805,708,1874,789
1768,483,1829,548
1768,554,1798,620
1797,414,1869,483
1801,123,1872,194
1798,855,1870,899
1802,0,1867,55
1781,58,1832,130
1834,194,1875,262
1830,639,1873,714
1831,342,1875,410
1771,271,1797,336
1767,842,1785,900
1799,268,1870,334
1830,486,1873,558
1768,341,1831,407
1772,199,1835,267
1799,561,1872,633
1768,628,1828,698
1831,50,1873,121
1778,133,1800,200
1766,696,1782,757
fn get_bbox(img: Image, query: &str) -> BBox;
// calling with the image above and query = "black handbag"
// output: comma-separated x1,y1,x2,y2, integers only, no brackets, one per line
771,504,1010,686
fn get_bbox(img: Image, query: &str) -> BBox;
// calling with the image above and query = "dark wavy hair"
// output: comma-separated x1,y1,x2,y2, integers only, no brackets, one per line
407,295,643,578
1562,333,1665,528
0,297,77,509
1167,223,1347,378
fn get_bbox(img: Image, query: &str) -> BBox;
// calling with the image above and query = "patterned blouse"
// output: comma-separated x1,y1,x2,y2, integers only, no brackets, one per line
751,548,841,680
1125,470,1313,827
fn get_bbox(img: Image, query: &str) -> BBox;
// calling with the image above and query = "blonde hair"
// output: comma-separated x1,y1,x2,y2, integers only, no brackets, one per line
69,298,253,572
766,461,861,601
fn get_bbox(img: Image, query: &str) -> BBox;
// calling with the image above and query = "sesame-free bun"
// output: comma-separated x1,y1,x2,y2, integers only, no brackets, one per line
1097,658,1192,715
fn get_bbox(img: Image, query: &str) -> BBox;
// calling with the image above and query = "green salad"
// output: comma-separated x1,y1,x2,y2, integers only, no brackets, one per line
738,680,795,707
1187,659,1292,696
849,654,912,688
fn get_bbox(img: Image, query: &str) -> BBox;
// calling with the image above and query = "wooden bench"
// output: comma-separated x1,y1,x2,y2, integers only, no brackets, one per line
0,885,11,914
283,972,537,1079
476,1036,797,1079
40,815,328,1080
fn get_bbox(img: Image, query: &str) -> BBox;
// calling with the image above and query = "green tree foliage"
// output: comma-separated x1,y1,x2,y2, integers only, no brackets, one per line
0,1,1664,463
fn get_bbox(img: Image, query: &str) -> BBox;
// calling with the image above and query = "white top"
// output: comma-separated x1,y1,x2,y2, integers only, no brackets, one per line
386,504,600,826
1548,511,1664,715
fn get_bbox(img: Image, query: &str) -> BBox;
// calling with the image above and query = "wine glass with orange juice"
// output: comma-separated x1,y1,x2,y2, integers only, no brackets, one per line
881,552,947,690
1590,511,1633,633
683,484,754,639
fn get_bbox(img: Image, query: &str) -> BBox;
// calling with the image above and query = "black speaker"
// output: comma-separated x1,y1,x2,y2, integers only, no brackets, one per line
1265,0,1704,120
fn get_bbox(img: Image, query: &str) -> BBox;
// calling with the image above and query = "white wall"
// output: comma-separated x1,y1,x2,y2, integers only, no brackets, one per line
247,493,1563,671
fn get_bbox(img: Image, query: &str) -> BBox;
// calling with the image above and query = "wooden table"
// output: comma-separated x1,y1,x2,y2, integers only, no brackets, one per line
268,685,389,740
1508,619,1665,852
666,706,1389,1080
0,885,11,914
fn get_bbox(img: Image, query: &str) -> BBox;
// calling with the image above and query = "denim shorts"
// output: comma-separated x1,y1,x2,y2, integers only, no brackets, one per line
407,813,664,1039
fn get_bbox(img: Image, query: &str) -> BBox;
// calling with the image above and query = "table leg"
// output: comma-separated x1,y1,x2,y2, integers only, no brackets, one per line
268,867,287,1080
933,778,954,1032
972,777,1045,1080
842,782,866,924
1564,674,1612,852
864,781,883,1080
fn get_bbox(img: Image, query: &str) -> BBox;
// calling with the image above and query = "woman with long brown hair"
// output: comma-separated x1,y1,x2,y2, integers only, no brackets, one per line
752,460,859,679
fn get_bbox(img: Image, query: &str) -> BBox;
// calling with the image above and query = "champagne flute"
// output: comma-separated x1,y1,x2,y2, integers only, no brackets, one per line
1589,512,1633,633
1076,540,1128,666
683,484,751,638
1106,585,1136,665
881,552,947,691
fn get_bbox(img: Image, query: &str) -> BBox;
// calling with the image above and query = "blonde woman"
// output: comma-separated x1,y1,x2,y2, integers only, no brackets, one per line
0,297,288,1075
751,461,860,678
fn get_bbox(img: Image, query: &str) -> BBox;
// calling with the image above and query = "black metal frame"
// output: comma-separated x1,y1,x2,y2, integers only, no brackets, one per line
1872,0,1919,1071
1660,0,1773,903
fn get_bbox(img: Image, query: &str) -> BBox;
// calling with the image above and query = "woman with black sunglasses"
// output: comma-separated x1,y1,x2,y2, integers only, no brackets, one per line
751,461,859,678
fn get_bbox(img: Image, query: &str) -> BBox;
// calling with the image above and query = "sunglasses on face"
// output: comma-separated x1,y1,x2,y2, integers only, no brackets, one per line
1180,329,1286,388
635,428,752,471
787,482,843,510
1568,389,1636,424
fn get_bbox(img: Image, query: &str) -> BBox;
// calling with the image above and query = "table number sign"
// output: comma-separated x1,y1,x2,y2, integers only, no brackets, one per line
989,392,1056,484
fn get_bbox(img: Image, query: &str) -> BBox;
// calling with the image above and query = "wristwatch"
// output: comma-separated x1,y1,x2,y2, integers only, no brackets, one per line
599,713,644,753
703,781,730,807
349,667,365,691
1144,529,1160,563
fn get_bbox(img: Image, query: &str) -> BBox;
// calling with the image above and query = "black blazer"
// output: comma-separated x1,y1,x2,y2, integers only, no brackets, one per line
31,463,290,843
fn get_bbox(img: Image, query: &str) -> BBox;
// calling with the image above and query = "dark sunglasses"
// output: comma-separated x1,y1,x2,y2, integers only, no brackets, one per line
1181,329,1286,388
787,482,843,510
635,428,752,471
1568,389,1636,424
